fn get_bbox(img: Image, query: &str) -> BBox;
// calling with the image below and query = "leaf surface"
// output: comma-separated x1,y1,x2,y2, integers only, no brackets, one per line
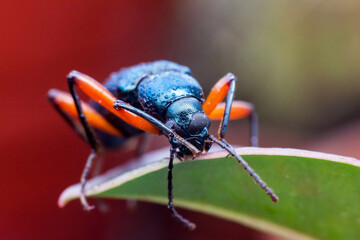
59,147,360,240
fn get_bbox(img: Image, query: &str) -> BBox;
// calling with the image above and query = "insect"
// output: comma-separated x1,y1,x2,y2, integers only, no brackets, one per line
48,60,278,230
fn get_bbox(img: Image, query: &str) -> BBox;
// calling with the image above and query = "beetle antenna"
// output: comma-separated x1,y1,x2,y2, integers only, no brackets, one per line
167,147,196,230
209,136,279,203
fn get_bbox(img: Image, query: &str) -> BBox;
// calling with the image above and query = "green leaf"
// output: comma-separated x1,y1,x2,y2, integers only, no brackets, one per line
59,147,360,240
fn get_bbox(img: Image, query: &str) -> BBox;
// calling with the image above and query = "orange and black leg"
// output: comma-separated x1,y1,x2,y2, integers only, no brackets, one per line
48,88,122,210
48,89,87,141
204,73,278,203
66,71,156,211
47,89,120,178
47,89,122,177
203,73,258,147
208,101,258,147
48,89,123,140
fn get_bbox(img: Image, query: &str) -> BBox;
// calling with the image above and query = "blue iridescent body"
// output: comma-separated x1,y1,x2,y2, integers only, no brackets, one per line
93,60,210,152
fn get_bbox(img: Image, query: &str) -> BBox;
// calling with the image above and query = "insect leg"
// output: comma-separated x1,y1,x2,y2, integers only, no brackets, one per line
47,89,123,137
203,73,236,141
217,73,236,141
204,73,258,146
136,133,151,157
48,89,87,140
249,109,259,147
210,136,278,202
66,77,107,211
203,73,236,116
209,102,258,147
48,89,117,211
168,147,196,230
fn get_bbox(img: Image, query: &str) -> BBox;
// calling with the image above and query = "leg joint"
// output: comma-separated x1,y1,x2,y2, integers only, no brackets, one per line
67,70,80,84
225,72,237,82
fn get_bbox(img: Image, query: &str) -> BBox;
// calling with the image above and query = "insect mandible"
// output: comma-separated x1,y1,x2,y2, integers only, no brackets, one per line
48,60,278,230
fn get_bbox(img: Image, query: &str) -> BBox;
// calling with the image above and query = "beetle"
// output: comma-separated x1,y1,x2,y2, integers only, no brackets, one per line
47,60,278,230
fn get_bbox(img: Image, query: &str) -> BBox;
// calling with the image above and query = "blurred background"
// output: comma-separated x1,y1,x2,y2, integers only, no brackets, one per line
1,0,359,239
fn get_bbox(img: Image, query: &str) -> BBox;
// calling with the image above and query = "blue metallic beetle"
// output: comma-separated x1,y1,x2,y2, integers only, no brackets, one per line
48,60,278,230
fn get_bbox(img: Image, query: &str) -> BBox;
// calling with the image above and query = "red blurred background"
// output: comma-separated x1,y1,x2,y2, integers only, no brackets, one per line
0,1,270,239
1,0,359,239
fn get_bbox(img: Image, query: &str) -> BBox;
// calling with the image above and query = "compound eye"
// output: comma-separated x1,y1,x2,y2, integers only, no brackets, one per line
189,112,211,135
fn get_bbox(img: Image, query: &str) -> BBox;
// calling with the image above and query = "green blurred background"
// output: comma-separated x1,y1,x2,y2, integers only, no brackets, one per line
172,0,360,133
